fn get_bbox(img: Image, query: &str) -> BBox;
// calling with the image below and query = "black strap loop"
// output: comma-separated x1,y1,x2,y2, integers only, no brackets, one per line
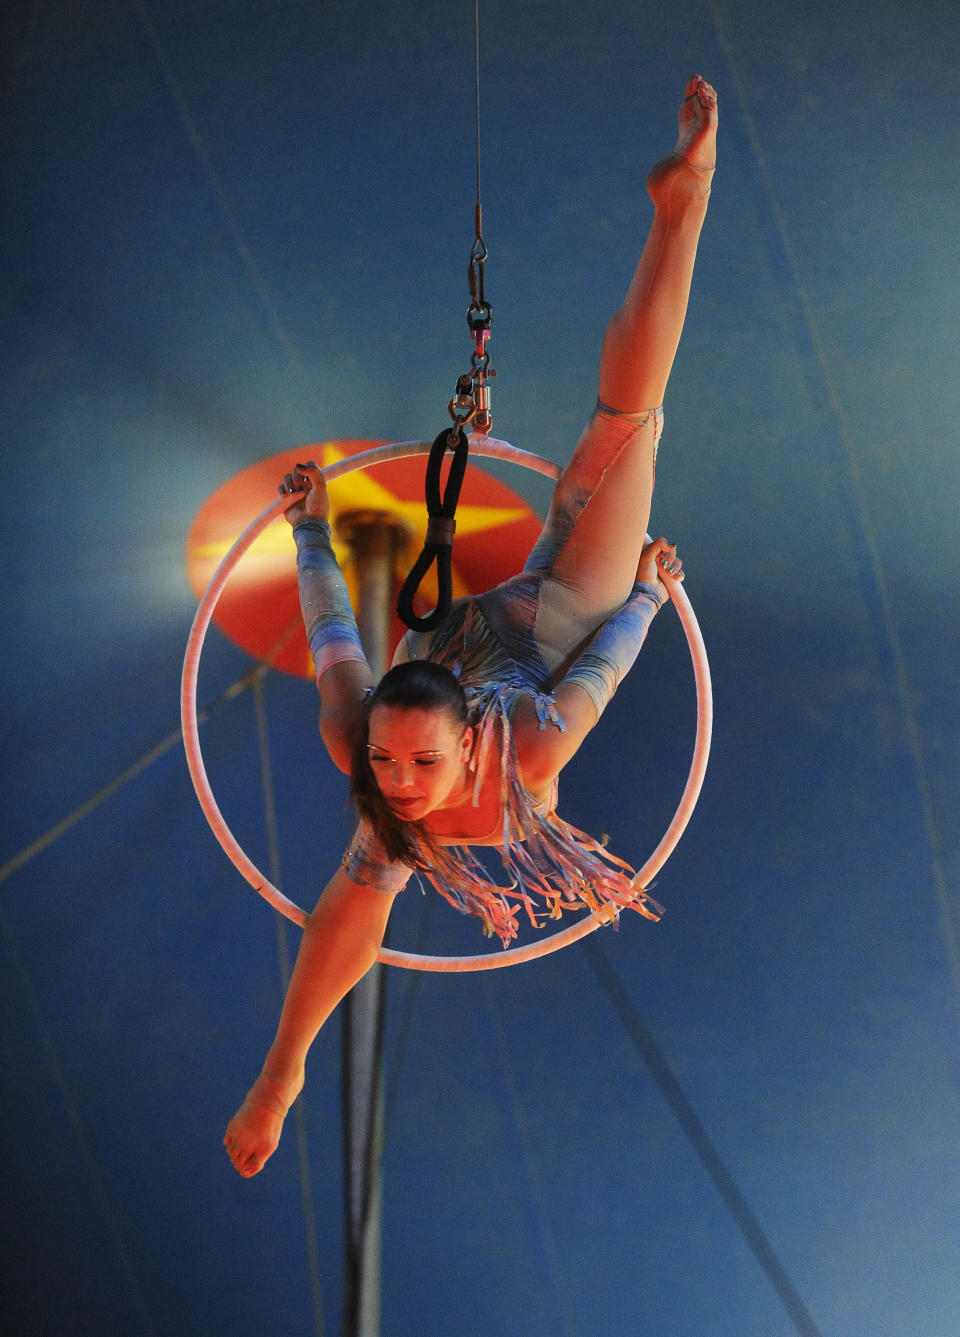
396,426,470,632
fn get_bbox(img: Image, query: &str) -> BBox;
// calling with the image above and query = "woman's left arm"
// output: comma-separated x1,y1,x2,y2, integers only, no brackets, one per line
514,538,683,789
280,463,375,772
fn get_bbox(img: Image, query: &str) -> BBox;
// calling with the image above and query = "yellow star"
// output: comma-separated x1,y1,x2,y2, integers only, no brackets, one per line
189,440,535,606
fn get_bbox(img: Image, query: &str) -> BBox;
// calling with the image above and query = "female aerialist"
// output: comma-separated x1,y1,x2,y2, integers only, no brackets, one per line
225,74,717,1177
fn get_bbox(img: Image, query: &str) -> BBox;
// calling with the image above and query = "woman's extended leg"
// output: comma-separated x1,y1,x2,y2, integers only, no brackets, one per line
224,871,396,1177
532,75,717,671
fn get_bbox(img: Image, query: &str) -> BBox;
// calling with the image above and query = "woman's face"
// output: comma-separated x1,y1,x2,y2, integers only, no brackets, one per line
367,704,473,820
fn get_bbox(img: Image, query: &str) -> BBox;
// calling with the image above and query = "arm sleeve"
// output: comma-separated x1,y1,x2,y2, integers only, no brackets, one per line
340,820,413,895
294,519,370,684
559,581,662,720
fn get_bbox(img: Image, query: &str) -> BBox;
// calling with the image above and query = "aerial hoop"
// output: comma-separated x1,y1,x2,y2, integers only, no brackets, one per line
181,437,713,972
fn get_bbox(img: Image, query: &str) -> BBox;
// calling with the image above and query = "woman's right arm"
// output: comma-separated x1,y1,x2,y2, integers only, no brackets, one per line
281,463,374,772
513,538,684,791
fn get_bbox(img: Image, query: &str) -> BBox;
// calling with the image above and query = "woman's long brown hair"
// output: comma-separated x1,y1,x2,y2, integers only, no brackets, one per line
349,660,469,868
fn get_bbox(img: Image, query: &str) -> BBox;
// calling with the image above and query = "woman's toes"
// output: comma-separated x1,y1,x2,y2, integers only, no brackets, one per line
242,1145,268,1177
234,1149,250,1171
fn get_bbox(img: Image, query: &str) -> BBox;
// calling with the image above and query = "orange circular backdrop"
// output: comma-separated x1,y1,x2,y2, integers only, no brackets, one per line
185,439,545,678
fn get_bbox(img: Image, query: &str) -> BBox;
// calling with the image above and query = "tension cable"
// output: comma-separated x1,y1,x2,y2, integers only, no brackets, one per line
397,0,496,632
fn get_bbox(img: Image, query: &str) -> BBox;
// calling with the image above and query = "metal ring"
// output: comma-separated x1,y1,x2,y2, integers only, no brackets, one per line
181,437,713,972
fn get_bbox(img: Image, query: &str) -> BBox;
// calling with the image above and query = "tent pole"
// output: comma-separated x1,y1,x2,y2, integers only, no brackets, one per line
338,511,406,1337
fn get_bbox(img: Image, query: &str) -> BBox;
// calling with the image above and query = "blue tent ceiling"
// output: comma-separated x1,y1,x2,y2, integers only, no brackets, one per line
3,2,959,1335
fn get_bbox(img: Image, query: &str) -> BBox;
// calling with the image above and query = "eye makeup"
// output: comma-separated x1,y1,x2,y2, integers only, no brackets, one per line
366,746,446,763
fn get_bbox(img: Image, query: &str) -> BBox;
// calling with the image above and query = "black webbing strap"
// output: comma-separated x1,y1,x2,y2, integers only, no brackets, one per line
396,426,470,632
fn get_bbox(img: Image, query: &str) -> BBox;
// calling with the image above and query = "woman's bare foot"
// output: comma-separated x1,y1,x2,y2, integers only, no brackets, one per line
673,74,718,170
223,1069,304,1178
647,75,718,207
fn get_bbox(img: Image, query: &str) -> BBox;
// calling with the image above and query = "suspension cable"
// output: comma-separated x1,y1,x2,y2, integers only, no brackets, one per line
473,0,482,222
465,0,493,437
397,0,495,632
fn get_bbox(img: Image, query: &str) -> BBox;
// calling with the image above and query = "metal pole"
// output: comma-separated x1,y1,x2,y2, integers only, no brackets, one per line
336,510,407,1337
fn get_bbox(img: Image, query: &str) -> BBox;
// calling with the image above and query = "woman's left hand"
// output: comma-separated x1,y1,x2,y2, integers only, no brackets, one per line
637,537,684,600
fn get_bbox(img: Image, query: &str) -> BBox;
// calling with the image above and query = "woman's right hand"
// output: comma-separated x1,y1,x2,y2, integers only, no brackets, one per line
279,461,329,527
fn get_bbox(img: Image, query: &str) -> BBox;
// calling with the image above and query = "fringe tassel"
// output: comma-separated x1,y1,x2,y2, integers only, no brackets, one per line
421,679,663,948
